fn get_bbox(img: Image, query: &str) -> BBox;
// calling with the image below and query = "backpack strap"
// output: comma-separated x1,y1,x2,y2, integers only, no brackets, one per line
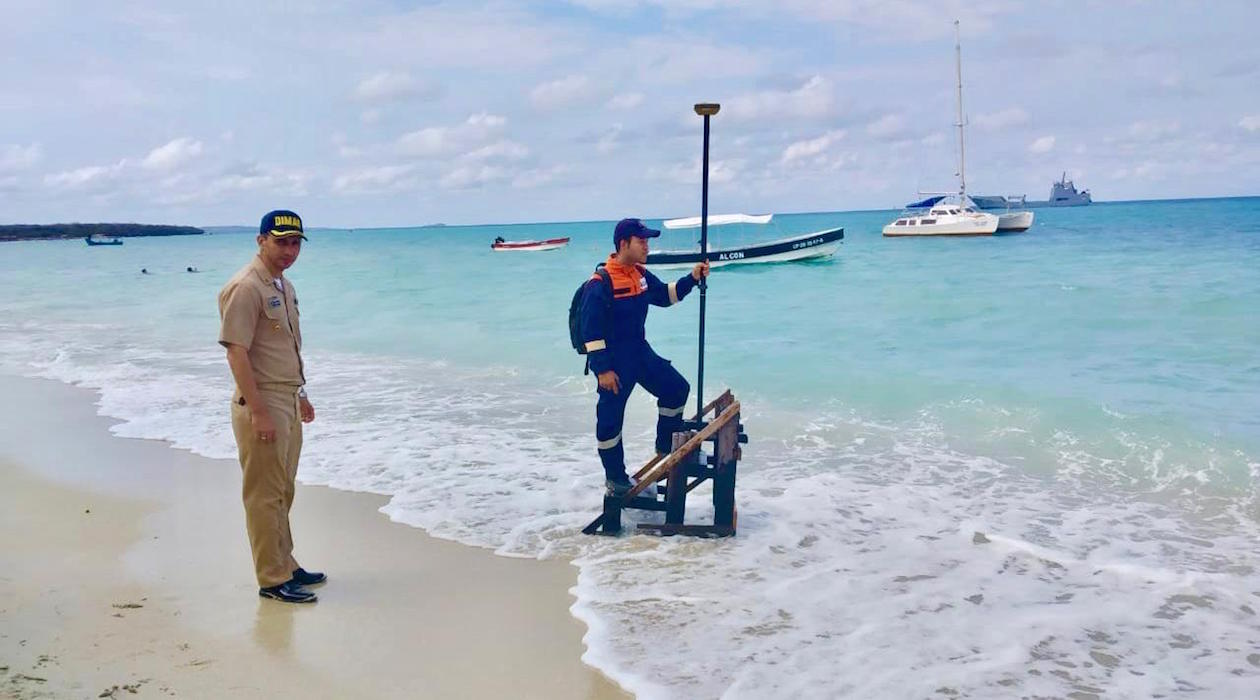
595,265,612,302
584,264,613,377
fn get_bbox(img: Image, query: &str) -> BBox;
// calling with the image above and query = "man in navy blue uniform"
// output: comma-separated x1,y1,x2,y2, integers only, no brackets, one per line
579,218,710,495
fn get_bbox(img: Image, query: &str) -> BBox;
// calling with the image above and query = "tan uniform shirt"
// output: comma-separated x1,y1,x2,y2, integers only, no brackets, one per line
218,255,305,389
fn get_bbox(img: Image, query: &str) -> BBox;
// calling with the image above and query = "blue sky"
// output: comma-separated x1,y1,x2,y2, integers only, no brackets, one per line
1,0,1257,227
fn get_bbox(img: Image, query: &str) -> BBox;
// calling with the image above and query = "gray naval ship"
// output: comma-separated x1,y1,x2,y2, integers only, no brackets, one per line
975,173,1092,210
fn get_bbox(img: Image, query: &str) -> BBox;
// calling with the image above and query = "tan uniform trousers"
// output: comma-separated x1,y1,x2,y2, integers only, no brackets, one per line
231,386,302,588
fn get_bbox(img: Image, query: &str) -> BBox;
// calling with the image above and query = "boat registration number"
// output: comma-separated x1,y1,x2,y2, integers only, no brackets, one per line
791,237,824,250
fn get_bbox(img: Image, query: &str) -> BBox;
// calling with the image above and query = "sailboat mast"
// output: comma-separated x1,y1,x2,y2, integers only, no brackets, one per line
954,19,966,196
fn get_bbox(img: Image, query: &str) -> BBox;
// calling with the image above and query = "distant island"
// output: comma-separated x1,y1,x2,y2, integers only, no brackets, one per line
0,223,205,242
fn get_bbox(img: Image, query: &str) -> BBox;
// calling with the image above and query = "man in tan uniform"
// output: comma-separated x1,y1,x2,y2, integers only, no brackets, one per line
218,209,323,604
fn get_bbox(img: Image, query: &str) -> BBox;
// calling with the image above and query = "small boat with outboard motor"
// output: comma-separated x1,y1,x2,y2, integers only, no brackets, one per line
490,236,570,251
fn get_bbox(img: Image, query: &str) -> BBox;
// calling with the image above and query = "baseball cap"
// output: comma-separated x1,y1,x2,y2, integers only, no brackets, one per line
613,218,661,247
260,210,307,240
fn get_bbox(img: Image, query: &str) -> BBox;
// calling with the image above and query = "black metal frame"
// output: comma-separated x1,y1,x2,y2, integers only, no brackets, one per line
582,391,746,538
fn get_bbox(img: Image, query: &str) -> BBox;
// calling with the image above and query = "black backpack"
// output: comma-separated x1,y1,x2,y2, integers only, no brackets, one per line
568,264,612,369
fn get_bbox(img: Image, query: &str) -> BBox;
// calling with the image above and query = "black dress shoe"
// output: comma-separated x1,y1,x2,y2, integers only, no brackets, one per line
259,580,317,604
290,567,326,586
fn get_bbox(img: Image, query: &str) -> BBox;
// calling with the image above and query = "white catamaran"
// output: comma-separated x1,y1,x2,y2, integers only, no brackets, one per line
883,20,1030,237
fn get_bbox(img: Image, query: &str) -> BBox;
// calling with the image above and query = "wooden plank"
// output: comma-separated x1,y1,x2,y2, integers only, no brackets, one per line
579,401,739,535
616,401,739,501
711,406,740,530
692,389,732,422
630,451,666,481
666,432,690,524
717,408,739,464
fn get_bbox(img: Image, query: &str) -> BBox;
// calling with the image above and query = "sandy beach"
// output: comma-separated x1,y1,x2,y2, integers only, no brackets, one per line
0,374,628,699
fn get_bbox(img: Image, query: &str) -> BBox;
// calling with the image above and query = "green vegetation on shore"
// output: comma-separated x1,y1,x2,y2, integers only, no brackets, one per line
0,223,205,242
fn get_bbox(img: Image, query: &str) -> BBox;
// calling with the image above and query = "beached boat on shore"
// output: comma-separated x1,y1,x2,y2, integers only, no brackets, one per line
490,236,570,251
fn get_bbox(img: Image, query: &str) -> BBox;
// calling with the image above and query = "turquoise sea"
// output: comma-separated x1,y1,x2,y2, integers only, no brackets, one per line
2,197,1258,698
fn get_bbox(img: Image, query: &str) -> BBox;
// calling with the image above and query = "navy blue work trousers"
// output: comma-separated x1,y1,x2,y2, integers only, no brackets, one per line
595,347,690,482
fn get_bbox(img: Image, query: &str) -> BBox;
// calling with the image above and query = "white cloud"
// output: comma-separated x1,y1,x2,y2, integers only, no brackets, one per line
654,158,740,185
1126,120,1180,141
628,38,765,84
43,161,126,189
973,108,1029,130
463,141,530,162
513,165,569,189
1029,136,1056,154
530,75,593,110
567,1,1009,40
3,0,1255,224
0,143,42,171
208,164,310,198
397,128,456,157
346,5,573,70
865,114,906,139
203,65,250,82
79,74,150,108
597,124,623,154
467,113,506,129
397,113,507,158
1109,161,1159,180
441,164,510,189
141,137,204,170
155,163,313,207
608,92,645,110
354,71,437,102
781,130,846,165
727,75,834,122
332,165,418,194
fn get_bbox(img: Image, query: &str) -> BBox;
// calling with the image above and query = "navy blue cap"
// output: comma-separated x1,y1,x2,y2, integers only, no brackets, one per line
260,210,307,240
613,218,660,247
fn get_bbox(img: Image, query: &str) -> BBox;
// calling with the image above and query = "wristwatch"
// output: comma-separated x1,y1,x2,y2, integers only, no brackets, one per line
298,387,308,399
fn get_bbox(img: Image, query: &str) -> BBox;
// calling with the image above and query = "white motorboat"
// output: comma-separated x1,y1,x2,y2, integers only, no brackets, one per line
882,195,999,237
490,236,570,251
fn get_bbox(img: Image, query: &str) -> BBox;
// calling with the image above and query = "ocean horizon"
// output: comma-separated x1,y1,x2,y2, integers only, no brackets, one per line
2,196,1258,698
176,194,1258,232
